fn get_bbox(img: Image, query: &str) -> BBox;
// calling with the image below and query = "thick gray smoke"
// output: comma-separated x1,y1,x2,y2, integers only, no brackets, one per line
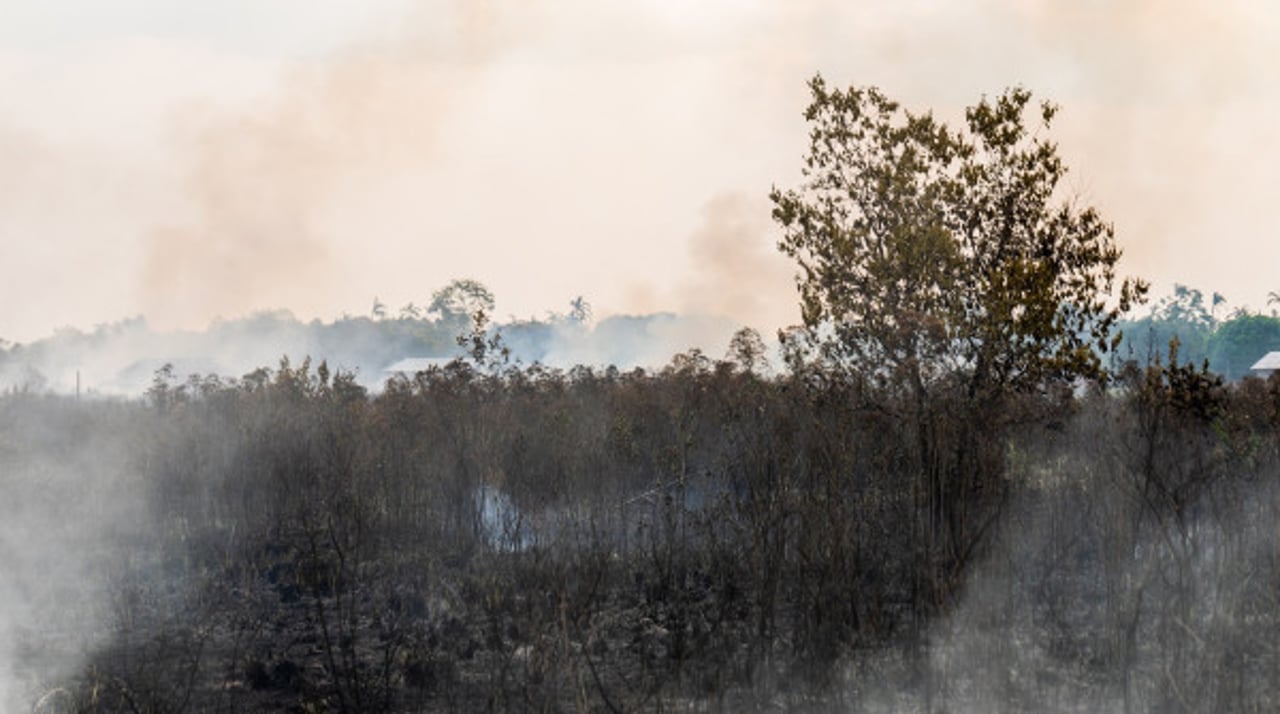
836,412,1280,712
0,397,148,711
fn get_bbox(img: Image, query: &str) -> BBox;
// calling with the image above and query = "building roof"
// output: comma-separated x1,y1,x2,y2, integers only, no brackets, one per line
383,357,457,374
1250,351,1280,371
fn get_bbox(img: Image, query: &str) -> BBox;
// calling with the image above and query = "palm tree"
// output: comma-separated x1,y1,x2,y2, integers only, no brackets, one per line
1267,291,1280,317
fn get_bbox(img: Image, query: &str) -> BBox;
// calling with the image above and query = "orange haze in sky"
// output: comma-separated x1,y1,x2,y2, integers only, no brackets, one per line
1,0,1277,342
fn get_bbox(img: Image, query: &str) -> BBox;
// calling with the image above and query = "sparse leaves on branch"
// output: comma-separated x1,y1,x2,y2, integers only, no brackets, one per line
458,308,511,373
727,327,769,374
568,296,593,326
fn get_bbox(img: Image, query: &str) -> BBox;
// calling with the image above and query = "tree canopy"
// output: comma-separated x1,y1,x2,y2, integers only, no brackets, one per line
1116,284,1280,379
771,77,1146,399
428,278,496,330
1118,284,1217,367
1208,313,1280,380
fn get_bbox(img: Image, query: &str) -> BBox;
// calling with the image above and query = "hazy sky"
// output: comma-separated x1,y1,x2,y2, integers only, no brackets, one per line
1,0,1277,342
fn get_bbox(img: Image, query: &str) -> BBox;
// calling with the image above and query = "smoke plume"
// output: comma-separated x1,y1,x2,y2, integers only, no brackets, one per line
680,192,798,333
3,1,1278,342
141,1,539,329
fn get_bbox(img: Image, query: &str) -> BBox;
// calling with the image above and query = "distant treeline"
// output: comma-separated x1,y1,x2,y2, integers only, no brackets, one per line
4,280,1278,399
0,280,738,395
1117,284,1280,379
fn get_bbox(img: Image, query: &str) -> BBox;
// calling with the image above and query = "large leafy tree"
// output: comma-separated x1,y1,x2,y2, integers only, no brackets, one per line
770,77,1147,589
771,77,1146,400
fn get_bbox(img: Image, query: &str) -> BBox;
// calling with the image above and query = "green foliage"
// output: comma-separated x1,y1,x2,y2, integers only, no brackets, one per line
770,78,1148,594
1208,312,1280,380
1117,285,1280,381
771,77,1146,396
1155,284,1217,329
1117,284,1216,368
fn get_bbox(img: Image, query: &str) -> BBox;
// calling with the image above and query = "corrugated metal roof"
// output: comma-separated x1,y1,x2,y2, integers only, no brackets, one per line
1250,351,1280,371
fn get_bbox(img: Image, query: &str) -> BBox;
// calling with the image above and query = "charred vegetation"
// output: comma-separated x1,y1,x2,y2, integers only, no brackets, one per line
3,351,1280,711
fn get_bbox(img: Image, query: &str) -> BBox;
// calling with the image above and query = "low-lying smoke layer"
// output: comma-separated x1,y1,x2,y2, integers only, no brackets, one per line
0,309,748,396
0,397,149,711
